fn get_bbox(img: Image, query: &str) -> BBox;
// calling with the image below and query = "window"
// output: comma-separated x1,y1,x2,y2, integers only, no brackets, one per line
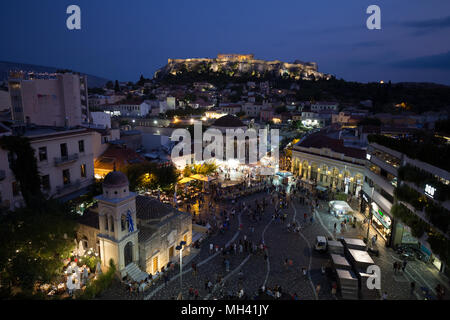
38,147,47,161
78,140,85,153
12,181,20,197
60,143,68,158
41,175,50,190
121,215,127,231
105,215,109,231
80,164,86,178
62,169,71,185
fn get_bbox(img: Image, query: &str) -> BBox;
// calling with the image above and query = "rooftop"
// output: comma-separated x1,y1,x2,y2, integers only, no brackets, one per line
295,132,366,160
212,114,245,128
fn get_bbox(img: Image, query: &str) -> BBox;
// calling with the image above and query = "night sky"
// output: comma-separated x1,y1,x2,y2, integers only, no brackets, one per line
1,0,450,84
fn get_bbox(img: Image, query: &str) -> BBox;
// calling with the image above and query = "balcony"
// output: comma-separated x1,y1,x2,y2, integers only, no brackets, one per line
54,153,79,166
0,170,5,181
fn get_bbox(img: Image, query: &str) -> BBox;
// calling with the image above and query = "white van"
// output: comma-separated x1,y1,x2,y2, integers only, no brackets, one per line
314,236,328,252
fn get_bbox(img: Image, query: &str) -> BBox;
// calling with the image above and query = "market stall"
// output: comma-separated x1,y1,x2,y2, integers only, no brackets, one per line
328,200,354,218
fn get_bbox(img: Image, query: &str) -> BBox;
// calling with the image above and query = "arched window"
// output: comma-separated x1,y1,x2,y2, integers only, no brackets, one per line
104,215,109,231
110,216,114,232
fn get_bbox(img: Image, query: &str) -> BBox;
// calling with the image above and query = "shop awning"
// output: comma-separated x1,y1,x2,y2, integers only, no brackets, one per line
190,174,217,182
178,177,195,184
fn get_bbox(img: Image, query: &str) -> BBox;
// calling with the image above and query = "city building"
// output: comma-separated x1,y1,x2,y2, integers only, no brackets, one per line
291,129,366,195
8,72,89,126
310,101,339,112
103,102,150,117
0,124,95,210
361,135,450,274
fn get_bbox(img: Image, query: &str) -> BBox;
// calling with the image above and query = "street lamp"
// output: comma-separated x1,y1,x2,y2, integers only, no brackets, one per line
176,241,187,298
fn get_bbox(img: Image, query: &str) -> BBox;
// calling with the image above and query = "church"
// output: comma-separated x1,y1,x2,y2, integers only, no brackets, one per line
77,170,192,279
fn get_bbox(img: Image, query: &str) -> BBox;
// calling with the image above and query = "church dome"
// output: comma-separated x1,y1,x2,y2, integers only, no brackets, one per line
103,171,129,189
212,114,245,128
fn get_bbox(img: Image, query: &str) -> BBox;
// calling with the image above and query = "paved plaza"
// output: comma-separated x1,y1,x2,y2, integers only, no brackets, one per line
98,182,449,300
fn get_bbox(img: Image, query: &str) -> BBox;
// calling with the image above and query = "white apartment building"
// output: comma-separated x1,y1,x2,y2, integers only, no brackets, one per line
103,102,150,117
89,111,112,129
0,125,96,211
8,72,89,126
310,101,339,112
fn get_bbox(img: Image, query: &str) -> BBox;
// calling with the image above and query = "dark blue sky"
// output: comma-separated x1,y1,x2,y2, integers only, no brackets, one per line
1,0,450,84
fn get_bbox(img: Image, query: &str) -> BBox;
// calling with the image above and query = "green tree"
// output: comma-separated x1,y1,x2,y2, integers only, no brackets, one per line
114,80,120,92
0,136,43,207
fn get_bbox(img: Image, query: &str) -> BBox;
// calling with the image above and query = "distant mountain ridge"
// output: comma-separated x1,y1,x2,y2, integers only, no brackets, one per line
0,61,110,88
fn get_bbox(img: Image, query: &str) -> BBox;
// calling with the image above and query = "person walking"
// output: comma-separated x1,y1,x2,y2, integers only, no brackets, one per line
315,284,321,296
381,291,388,300
194,289,199,300
393,261,397,274
410,281,415,296
402,260,407,273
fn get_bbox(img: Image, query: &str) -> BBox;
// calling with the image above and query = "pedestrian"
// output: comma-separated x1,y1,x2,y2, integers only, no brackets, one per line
302,267,307,277
208,280,213,293
315,284,321,295
381,291,388,300
331,282,337,296
393,261,397,274
410,281,415,295
209,243,213,254
402,260,407,273
194,289,199,300
192,263,197,277
189,286,194,298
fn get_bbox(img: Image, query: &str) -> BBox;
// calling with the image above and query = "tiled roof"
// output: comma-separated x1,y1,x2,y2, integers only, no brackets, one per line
95,145,145,171
135,195,174,220
298,133,365,159
77,208,100,229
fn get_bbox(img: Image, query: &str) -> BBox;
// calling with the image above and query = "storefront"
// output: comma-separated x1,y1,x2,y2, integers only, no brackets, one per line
370,202,392,241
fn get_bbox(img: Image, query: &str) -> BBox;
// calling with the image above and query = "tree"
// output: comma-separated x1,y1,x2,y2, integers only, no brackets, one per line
0,136,43,207
114,80,120,92
0,201,77,296
137,74,146,86
122,162,179,192
105,81,114,90
0,136,78,297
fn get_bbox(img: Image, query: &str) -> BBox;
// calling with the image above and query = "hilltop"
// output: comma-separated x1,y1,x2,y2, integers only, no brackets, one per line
0,61,110,88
